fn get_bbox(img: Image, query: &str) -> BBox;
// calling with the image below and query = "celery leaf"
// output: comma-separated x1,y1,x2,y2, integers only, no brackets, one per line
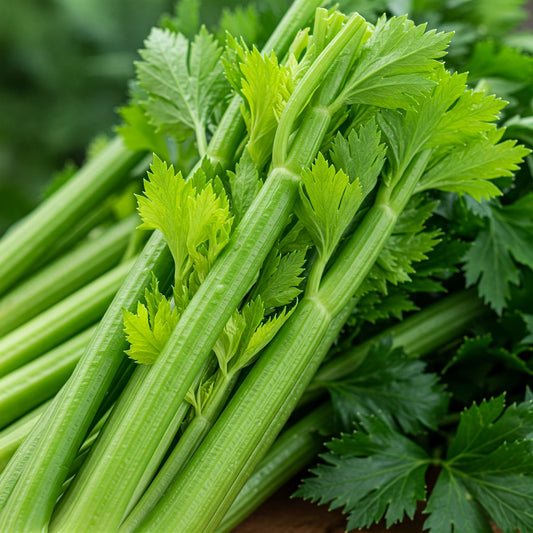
137,156,233,307
136,27,228,151
117,104,170,160
124,279,179,365
424,397,533,533
418,130,529,201
359,197,441,295
339,16,452,110
224,41,293,168
160,0,200,38
463,194,533,313
296,416,430,529
227,150,262,224
327,337,448,434
299,397,533,532
295,153,362,264
329,117,386,199
252,248,307,312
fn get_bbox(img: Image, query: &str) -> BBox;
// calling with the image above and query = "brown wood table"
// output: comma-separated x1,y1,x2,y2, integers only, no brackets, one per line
233,481,428,533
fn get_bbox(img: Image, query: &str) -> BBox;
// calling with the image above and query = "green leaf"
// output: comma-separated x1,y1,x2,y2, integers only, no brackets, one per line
359,197,441,295
117,104,170,160
227,150,262,224
445,334,533,377
464,40,533,85
213,305,250,376
224,41,293,168
423,467,492,533
429,86,506,149
233,306,294,371
296,416,430,529
424,396,533,533
378,69,509,179
160,0,200,39
353,290,419,324
295,153,362,264
353,235,464,327
252,248,307,312
137,156,193,277
219,5,262,47
124,279,179,365
136,27,228,152
417,129,529,201
329,117,386,199
442,333,533,406
338,16,452,110
185,373,215,417
137,156,233,304
463,194,533,313
327,337,448,434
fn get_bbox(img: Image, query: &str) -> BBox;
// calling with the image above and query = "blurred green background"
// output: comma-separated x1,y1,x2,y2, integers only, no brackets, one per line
0,0,267,235
1,0,532,235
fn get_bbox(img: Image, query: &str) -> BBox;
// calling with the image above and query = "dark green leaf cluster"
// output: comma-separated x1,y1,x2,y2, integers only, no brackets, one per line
326,337,448,434
463,194,533,313
299,396,533,532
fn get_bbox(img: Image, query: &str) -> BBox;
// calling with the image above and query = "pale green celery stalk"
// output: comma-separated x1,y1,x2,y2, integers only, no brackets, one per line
217,403,335,533
120,371,241,531
121,295,357,533
134,152,433,532
61,361,208,504
49,18,370,533
0,403,50,473
0,326,96,429
0,137,143,296
34,203,115,271
0,237,173,526
218,292,486,531
0,215,137,337
0,361,133,477
0,3,323,529
0,258,135,377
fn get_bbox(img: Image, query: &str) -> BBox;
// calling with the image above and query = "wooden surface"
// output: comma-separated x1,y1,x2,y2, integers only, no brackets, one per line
233,480,428,533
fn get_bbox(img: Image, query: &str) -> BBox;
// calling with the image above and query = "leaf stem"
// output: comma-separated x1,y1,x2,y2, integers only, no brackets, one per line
273,14,368,168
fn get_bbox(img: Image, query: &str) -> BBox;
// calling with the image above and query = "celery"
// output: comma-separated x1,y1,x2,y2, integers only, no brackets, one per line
0,215,137,336
49,16,372,532
0,2,323,530
0,326,95,428
135,59,524,529
0,258,135,377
